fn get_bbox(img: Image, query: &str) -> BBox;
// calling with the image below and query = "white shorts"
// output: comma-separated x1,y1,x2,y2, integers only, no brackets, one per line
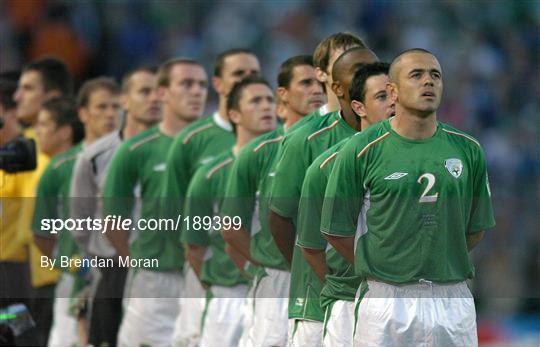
48,273,79,347
354,280,477,347
237,283,255,347
323,300,355,347
242,268,290,347
172,266,205,347
117,269,183,347
288,319,323,347
200,284,248,347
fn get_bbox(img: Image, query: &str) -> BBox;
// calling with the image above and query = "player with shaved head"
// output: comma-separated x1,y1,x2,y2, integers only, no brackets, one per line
321,49,495,346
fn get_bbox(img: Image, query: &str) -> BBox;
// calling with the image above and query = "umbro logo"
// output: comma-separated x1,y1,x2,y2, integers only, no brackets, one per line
384,172,408,180
153,163,166,172
268,172,276,177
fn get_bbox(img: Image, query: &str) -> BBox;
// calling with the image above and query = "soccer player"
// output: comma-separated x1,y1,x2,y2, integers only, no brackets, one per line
268,46,377,346
220,55,324,347
296,62,394,347
103,58,207,347
321,49,495,346
13,57,74,345
183,75,276,347
69,67,160,347
162,48,260,347
31,96,85,347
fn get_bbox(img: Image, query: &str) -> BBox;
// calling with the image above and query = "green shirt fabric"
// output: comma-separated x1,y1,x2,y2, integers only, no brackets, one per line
321,119,496,284
181,150,247,287
296,138,360,308
269,110,357,321
32,144,83,271
102,126,181,271
162,113,234,218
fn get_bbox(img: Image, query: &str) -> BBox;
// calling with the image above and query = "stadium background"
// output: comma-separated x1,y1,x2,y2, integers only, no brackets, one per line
1,1,538,345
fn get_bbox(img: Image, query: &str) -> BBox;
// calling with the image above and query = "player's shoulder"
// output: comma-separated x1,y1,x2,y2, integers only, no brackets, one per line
342,120,390,158
439,122,482,149
287,111,338,146
198,150,235,181
122,126,161,153
83,131,121,160
51,143,83,170
248,127,285,154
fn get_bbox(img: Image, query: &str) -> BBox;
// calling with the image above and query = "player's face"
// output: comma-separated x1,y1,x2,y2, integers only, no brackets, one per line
80,88,122,139
395,53,443,116
285,65,325,116
35,109,67,156
163,64,208,121
13,71,48,125
218,54,261,96
123,71,161,126
363,74,395,125
237,84,276,135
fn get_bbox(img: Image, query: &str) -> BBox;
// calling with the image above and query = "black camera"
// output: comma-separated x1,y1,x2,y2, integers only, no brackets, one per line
0,132,37,173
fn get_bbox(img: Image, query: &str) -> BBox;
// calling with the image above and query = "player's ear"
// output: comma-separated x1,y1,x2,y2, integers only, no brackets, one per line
276,87,288,104
386,82,398,103
351,100,366,119
315,67,327,84
228,109,241,127
78,107,88,124
331,81,343,98
57,124,72,143
120,93,129,111
212,76,223,95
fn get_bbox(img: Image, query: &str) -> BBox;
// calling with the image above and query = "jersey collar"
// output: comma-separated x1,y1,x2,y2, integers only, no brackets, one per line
213,111,233,132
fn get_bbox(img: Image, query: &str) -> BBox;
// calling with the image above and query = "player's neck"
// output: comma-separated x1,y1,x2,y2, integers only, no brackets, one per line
283,108,303,131
160,109,190,137
325,90,340,113
50,142,72,157
84,130,101,147
123,115,152,140
391,110,437,140
217,97,230,124
234,127,258,152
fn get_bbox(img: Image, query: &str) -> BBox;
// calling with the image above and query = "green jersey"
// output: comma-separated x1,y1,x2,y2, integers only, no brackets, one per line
32,144,82,271
162,112,234,218
221,128,287,270
269,111,356,321
296,138,360,309
102,126,181,271
181,150,247,287
321,119,496,284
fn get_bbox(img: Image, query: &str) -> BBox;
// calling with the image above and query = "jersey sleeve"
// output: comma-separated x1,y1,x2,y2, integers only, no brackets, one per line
161,134,191,218
296,158,327,250
32,164,60,238
221,147,257,232
321,140,365,237
269,134,311,218
69,154,97,249
102,143,138,219
468,146,496,233
181,165,212,247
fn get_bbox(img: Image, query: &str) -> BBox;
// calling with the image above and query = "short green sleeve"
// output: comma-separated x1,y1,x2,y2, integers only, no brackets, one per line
468,146,496,233
181,165,213,247
32,164,60,237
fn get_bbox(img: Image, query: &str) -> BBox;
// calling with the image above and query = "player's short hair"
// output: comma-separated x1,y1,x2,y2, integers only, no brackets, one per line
121,66,157,93
157,58,201,87
349,62,390,103
23,57,73,95
42,96,84,144
214,48,256,78
77,77,120,108
389,48,435,82
277,55,314,88
313,32,366,73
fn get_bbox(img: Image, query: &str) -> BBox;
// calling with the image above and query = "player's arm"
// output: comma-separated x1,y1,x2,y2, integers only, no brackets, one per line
102,144,137,258
466,145,496,251
69,153,97,251
220,148,257,264
268,136,308,264
181,166,212,283
321,141,365,265
32,164,59,258
297,158,332,281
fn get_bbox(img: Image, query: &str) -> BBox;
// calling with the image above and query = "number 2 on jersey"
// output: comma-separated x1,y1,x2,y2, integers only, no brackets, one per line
417,173,438,203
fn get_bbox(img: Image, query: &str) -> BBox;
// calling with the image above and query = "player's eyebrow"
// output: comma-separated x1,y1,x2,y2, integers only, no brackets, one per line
408,68,442,76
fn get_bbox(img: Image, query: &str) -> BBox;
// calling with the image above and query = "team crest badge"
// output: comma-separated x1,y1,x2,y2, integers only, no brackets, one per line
445,158,463,178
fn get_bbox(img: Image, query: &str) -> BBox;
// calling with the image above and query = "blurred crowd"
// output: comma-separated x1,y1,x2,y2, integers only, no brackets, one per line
1,0,538,320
